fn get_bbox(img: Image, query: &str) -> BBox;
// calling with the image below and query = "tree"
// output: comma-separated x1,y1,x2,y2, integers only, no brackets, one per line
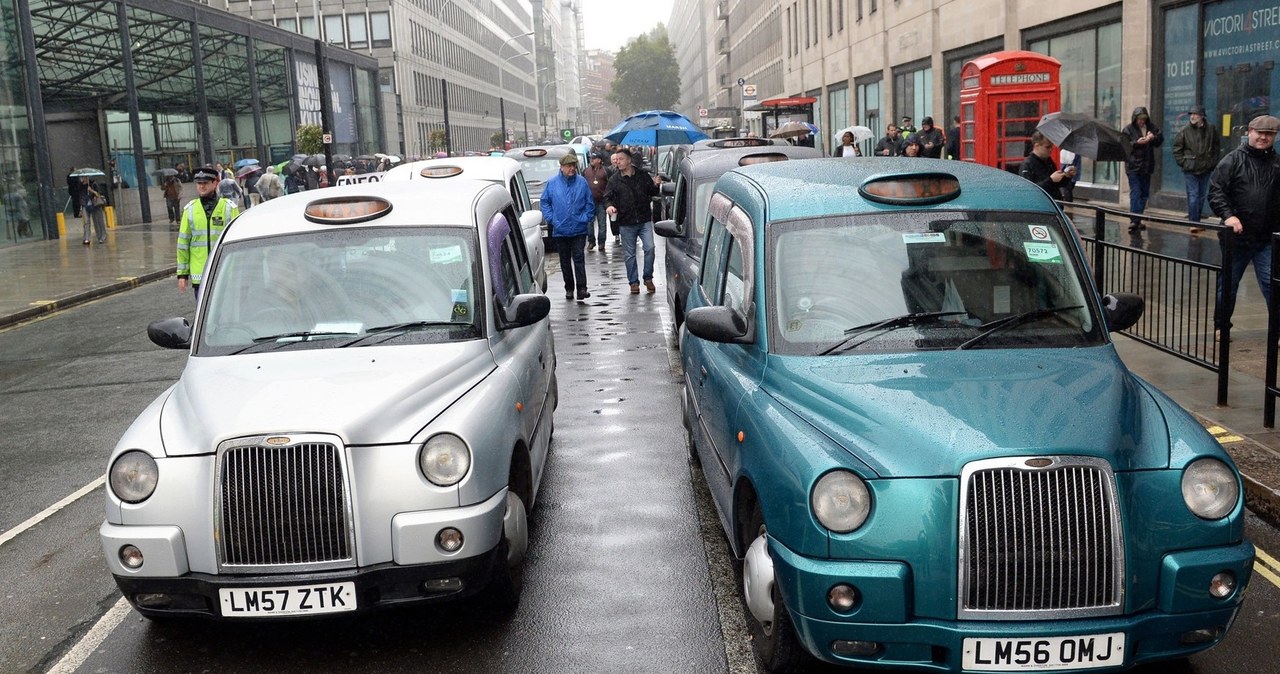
429,129,447,154
490,131,505,149
296,124,323,154
607,26,680,115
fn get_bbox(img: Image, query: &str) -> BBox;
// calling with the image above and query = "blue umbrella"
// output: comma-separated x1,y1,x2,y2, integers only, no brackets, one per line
234,158,260,169
605,110,709,147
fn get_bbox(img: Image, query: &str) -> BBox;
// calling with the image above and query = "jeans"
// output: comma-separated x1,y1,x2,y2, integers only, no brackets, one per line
620,221,655,285
589,204,608,246
555,234,588,294
1126,172,1151,222
166,198,181,223
1183,171,1211,223
1215,238,1273,330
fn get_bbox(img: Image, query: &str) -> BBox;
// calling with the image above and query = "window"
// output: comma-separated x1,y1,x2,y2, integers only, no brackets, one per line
370,12,392,48
723,238,745,313
348,14,368,48
893,63,932,126
701,218,729,297
278,17,297,33
300,16,318,39
325,15,345,45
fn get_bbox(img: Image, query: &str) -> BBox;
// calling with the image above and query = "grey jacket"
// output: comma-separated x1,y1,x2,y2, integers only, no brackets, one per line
1173,122,1221,175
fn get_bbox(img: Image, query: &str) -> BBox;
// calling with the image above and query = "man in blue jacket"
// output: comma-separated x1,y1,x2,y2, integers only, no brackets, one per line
541,153,596,301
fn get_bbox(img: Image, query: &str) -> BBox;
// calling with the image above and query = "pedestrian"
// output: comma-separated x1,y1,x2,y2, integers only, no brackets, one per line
1059,148,1082,202
242,168,261,208
604,148,662,294
162,174,182,225
1018,131,1074,201
834,131,862,157
908,116,945,159
256,165,284,201
1207,114,1280,342
285,167,305,194
67,168,84,218
899,116,916,136
304,166,319,191
581,152,610,250
540,153,595,301
177,165,240,303
1173,104,1221,234
4,183,32,237
902,138,923,157
875,124,904,156
81,178,107,245
217,175,244,206
175,163,191,183
1122,106,1163,231
945,115,962,160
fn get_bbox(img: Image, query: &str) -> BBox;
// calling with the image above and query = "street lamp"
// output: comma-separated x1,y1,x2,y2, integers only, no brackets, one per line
540,80,558,140
498,31,534,60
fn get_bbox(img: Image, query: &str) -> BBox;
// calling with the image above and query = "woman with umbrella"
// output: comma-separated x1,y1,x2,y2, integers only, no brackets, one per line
834,131,862,157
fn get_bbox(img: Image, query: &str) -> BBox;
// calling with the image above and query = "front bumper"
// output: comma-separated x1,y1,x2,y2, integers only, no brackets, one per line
771,538,1255,672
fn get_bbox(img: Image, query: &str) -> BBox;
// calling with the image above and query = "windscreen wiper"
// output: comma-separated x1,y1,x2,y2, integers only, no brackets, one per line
956,306,1083,350
818,311,970,355
228,330,361,354
338,321,458,347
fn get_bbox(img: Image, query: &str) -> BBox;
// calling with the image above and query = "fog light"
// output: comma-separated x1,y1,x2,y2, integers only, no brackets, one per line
1180,627,1223,644
1208,571,1236,598
827,583,859,612
422,578,464,593
831,640,880,657
133,593,170,608
119,545,144,569
436,528,464,553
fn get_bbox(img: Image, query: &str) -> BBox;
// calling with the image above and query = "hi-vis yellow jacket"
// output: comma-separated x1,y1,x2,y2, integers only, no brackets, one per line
176,197,239,285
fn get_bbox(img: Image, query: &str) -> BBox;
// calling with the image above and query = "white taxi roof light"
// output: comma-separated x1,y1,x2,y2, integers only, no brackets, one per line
523,149,548,157
738,153,791,166
303,196,394,225
420,166,464,179
859,173,962,205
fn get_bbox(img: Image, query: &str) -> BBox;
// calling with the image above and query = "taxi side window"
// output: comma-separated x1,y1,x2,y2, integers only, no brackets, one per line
672,175,687,228
502,205,535,293
487,213,521,305
723,238,746,314
700,218,729,299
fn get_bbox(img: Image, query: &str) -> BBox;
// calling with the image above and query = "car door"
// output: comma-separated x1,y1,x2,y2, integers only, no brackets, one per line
683,196,756,515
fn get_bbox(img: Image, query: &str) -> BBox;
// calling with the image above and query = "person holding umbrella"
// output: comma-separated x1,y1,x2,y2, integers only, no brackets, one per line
1122,106,1163,232
162,173,182,225
834,131,862,157
1173,104,1221,233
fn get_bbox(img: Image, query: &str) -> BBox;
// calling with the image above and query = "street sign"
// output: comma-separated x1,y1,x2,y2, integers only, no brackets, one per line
737,77,745,87
560,128,574,142
322,133,333,144
743,84,757,97
698,107,709,118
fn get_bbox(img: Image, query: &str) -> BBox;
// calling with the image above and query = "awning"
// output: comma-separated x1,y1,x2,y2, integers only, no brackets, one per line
744,96,817,112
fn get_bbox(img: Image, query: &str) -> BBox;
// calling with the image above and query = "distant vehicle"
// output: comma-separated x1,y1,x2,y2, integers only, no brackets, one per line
568,134,602,146
503,145,580,240
653,143,822,334
100,181,556,621
383,156,547,291
680,157,1253,672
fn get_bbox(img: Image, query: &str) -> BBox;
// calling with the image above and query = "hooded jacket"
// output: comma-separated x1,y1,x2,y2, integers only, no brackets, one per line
1173,119,1221,175
1122,107,1163,176
1208,141,1280,245
540,169,595,237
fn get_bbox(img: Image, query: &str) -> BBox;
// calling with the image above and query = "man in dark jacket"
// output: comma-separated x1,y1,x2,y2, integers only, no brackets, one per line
945,115,962,160
1208,114,1280,339
1173,104,1221,232
1019,132,1074,201
582,152,610,250
604,148,661,294
908,116,946,159
67,168,84,217
541,153,596,301
1122,106,1163,231
875,123,904,156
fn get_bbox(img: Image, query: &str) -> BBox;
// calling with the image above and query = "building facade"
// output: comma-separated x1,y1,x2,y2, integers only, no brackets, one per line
674,0,1279,206
582,49,620,134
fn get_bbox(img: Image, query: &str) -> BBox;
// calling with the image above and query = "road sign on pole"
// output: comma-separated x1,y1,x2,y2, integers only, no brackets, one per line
560,128,574,142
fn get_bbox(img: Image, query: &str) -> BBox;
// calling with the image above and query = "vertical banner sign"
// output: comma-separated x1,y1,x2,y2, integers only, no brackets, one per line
296,55,322,127
1202,0,1280,140
329,64,356,144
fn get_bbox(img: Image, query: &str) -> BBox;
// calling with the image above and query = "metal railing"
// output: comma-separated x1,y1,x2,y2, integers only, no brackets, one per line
1263,234,1280,426
1062,202,1231,406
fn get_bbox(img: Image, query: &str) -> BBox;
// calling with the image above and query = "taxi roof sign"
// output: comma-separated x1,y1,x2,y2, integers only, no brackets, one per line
738,152,792,166
303,196,394,224
858,173,962,205
420,165,465,179
522,148,548,157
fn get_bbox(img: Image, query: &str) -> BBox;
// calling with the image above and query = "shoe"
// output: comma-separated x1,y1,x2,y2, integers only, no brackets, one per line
565,292,574,300
577,290,591,300
82,240,90,245
644,279,656,293
1216,330,1232,343
1127,222,1144,233
97,239,105,244
587,242,596,251
615,237,621,245
630,283,640,294
1189,227,1202,234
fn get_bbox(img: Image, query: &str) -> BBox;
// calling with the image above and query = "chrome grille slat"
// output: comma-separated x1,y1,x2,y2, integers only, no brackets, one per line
217,438,354,572
959,457,1124,620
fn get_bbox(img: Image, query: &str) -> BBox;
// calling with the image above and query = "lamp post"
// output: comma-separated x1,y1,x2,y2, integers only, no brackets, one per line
437,0,454,156
540,80,557,141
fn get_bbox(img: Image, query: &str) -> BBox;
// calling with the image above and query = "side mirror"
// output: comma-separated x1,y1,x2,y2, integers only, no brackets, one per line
654,219,680,238
148,317,192,349
684,306,752,344
1102,293,1144,332
660,182,676,196
498,293,551,330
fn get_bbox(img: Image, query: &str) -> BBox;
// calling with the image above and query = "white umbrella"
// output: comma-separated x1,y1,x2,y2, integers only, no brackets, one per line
832,125,875,148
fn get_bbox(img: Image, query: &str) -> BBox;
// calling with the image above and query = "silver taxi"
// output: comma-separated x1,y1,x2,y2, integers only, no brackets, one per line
100,180,557,620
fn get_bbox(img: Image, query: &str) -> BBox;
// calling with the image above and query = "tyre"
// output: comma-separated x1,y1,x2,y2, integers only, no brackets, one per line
482,489,528,615
743,507,809,673
681,388,700,466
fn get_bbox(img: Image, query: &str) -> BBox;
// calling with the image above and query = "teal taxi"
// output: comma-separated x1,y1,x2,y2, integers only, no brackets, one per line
679,158,1253,672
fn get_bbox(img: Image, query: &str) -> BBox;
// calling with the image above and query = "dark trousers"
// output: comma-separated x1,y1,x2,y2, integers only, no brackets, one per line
555,235,588,294
166,198,181,223
1215,238,1273,330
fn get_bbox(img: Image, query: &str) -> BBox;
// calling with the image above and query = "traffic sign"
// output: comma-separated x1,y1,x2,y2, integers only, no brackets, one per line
698,107,709,118
743,84,757,97
560,128,574,142
322,133,333,144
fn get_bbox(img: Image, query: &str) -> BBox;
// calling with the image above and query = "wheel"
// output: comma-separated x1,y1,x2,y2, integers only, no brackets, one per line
681,388,700,466
743,507,809,673
482,489,528,615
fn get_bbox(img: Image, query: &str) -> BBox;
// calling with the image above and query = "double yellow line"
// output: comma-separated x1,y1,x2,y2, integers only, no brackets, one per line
1257,546,1280,589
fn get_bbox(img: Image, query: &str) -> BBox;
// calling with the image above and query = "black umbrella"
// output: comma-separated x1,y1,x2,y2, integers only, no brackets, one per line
303,154,325,167
1036,112,1132,162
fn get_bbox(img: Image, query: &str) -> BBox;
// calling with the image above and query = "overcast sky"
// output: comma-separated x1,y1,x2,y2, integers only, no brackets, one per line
580,0,676,52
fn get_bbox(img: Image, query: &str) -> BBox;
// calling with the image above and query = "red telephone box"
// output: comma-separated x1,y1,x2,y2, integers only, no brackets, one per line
959,51,1061,173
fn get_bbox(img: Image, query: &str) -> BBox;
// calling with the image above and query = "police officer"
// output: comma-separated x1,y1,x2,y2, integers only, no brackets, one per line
177,165,240,302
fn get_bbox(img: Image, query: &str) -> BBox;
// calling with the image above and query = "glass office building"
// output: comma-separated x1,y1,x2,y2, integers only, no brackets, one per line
0,0,382,245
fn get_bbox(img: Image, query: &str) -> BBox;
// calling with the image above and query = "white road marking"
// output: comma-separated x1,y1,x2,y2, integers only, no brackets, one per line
0,476,105,548
45,597,131,674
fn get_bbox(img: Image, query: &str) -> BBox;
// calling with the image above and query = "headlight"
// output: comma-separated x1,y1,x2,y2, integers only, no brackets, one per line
109,451,159,503
419,434,471,486
1181,458,1240,520
811,470,872,533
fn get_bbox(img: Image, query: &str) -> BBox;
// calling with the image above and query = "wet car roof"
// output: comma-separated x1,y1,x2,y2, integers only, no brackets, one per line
382,156,522,182
221,179,504,243
679,144,822,178
719,157,1060,221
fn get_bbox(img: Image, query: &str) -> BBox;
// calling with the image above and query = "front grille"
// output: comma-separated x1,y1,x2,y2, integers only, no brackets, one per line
958,457,1123,619
216,438,355,572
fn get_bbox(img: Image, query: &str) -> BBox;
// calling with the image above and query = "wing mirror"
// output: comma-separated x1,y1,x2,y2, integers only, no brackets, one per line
1102,293,1144,332
148,317,192,349
497,293,551,330
684,306,753,344
654,219,681,238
